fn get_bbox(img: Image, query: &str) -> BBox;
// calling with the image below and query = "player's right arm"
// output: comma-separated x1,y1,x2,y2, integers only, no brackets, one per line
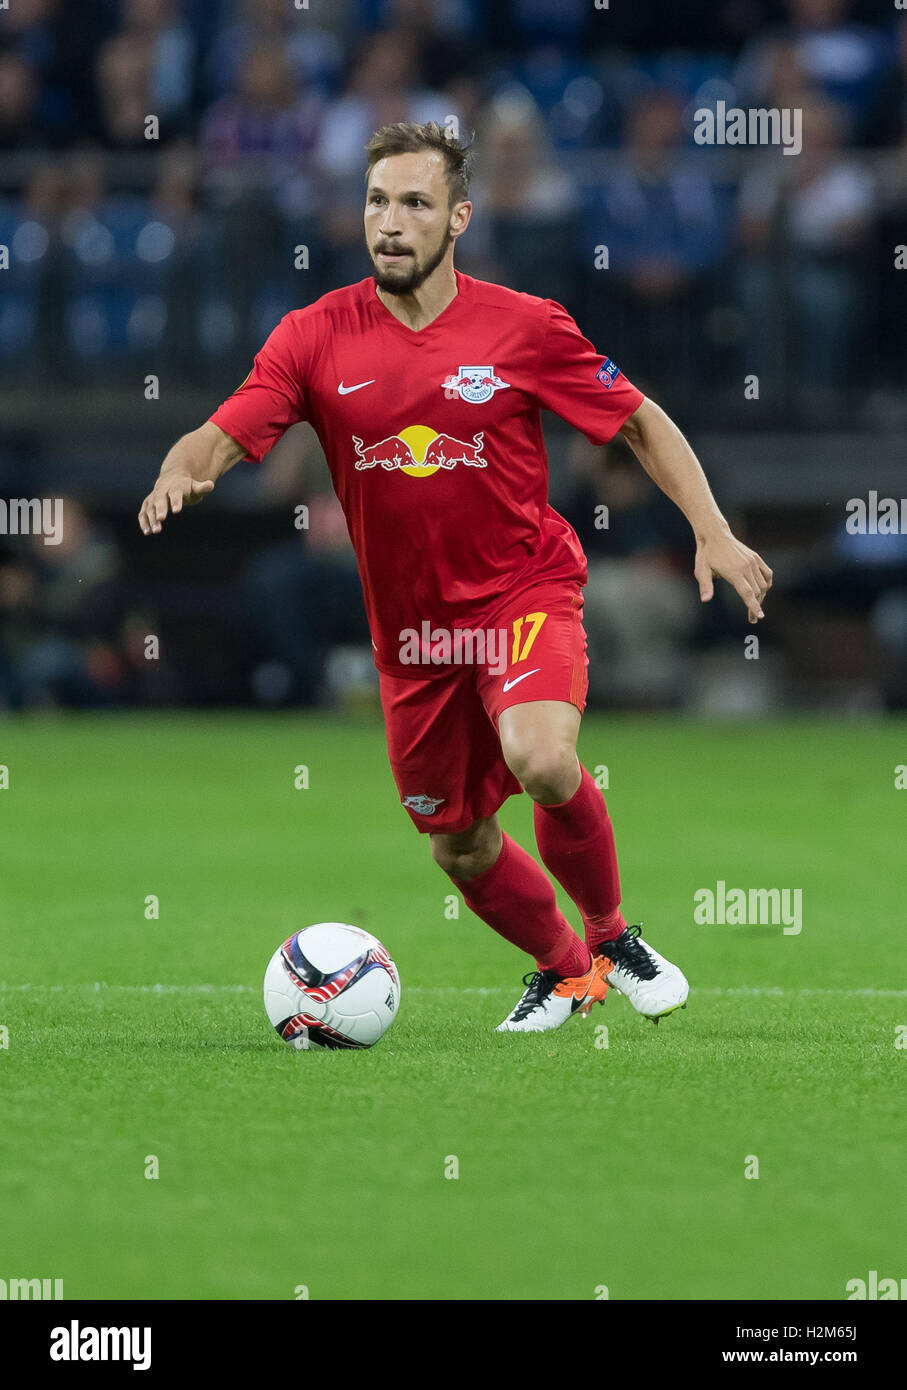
138,422,247,535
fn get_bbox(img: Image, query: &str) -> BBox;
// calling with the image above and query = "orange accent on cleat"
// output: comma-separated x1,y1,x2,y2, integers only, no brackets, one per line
555,953,613,1014
577,954,615,1016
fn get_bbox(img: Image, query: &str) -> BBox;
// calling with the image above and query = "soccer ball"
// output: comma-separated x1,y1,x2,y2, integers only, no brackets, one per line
263,922,400,1050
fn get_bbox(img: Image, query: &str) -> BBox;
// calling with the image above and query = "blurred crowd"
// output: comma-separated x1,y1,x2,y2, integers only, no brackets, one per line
3,432,907,715
0,0,906,420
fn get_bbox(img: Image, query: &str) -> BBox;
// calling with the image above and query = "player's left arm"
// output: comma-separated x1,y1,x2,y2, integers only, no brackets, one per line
619,396,772,624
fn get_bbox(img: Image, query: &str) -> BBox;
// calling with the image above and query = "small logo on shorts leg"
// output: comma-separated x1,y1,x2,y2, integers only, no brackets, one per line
403,794,446,816
502,667,541,693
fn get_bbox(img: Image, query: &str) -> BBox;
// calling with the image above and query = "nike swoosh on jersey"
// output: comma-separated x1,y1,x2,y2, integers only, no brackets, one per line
338,380,376,395
502,668,541,693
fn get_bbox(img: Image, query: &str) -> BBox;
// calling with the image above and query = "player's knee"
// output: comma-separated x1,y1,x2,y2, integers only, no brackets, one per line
430,821,500,881
505,741,578,804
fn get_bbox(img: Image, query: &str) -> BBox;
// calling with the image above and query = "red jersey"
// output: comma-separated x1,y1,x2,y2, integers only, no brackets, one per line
209,271,644,675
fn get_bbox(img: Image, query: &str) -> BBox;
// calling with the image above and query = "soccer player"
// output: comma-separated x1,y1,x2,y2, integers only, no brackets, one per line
138,122,772,1033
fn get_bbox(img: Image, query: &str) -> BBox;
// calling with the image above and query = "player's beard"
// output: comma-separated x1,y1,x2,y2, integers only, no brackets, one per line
371,226,452,295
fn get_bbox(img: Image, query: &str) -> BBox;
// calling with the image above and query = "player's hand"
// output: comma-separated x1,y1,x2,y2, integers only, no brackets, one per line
138,475,215,535
694,529,772,624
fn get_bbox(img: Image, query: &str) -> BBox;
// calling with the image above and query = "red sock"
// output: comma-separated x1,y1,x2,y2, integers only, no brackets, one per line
533,765,627,951
456,834,591,978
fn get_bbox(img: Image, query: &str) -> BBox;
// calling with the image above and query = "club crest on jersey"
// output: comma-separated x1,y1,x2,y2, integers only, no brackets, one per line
402,794,445,816
596,358,621,389
441,365,510,405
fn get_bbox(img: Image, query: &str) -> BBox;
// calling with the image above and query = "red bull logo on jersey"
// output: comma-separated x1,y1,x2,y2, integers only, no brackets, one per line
352,425,486,478
441,365,511,404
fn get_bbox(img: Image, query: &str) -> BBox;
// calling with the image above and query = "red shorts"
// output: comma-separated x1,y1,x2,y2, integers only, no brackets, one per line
378,582,588,834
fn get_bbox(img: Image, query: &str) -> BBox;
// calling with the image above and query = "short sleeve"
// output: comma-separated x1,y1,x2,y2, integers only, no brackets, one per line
208,313,308,462
534,301,644,446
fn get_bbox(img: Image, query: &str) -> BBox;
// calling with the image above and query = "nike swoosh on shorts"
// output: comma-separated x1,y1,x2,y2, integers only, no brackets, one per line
502,668,541,693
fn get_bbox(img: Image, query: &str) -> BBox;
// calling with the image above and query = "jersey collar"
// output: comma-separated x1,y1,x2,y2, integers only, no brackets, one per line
369,269,472,342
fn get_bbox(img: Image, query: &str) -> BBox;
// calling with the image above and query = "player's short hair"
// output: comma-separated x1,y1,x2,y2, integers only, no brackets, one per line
364,121,472,206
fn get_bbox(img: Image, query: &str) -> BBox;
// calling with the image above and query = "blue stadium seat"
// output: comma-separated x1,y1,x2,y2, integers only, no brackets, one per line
0,198,48,368
60,196,199,366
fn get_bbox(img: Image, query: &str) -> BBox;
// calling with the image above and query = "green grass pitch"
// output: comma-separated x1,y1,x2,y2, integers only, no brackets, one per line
0,712,904,1301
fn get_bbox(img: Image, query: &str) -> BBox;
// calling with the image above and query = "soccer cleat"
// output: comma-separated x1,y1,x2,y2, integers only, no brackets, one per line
580,924,688,1022
495,952,613,1033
